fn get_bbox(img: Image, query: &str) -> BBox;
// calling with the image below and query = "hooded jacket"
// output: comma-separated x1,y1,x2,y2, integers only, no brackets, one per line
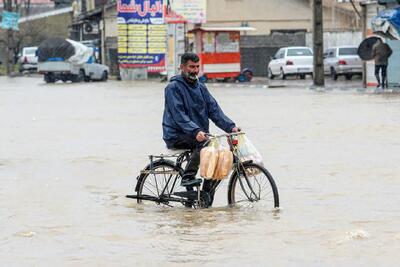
372,42,393,66
162,75,236,148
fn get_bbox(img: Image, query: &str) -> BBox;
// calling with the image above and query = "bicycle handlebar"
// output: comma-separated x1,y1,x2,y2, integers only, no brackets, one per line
205,132,245,139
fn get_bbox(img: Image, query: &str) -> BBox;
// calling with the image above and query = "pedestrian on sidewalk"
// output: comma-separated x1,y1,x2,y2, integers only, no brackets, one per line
372,38,393,90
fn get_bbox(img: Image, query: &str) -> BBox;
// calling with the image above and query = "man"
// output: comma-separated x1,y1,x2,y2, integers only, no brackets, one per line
372,38,392,90
162,52,239,192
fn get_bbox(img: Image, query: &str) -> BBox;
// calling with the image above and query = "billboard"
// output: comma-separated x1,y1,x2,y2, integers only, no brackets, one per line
117,0,166,72
165,0,207,24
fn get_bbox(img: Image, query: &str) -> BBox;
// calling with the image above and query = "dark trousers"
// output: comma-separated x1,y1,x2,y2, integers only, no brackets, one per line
375,65,388,88
171,137,216,195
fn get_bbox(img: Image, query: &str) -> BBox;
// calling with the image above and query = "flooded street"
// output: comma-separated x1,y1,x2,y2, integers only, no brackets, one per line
1,76,400,266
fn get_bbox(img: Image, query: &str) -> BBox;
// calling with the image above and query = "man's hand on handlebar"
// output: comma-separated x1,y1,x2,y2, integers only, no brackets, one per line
231,127,241,133
196,131,208,142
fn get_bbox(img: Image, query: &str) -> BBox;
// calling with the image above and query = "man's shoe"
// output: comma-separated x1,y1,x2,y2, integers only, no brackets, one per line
181,178,202,187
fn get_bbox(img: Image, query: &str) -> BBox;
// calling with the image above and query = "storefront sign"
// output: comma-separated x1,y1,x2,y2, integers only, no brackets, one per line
117,0,166,72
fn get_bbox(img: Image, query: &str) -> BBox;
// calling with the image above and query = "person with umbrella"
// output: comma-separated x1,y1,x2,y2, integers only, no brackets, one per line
372,38,393,90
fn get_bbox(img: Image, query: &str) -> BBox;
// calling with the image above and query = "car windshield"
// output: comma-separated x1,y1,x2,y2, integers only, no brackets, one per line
339,47,357,56
287,48,312,56
24,48,37,55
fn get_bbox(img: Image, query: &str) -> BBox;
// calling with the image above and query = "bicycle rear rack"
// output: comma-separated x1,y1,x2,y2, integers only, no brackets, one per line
140,170,180,175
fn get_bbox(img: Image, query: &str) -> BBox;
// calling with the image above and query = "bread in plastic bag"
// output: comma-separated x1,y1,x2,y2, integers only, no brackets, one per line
213,148,233,180
200,139,219,179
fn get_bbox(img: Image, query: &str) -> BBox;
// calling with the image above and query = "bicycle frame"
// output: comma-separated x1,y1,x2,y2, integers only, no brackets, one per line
128,132,262,206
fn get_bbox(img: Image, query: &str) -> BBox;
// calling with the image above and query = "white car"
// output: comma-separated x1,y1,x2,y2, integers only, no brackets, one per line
268,46,313,80
18,46,38,72
324,46,362,80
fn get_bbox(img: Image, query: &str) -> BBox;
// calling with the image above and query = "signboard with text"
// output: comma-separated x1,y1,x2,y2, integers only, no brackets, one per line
1,11,20,31
117,0,166,72
165,0,206,24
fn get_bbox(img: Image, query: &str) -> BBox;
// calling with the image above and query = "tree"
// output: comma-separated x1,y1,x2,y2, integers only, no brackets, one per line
1,0,31,75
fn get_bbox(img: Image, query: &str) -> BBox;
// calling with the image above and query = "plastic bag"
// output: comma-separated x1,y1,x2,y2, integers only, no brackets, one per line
236,135,263,176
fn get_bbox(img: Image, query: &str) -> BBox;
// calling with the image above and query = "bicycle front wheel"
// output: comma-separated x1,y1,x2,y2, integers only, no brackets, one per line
228,162,279,208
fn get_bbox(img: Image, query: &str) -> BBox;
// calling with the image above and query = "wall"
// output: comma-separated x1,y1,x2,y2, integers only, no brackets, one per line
206,0,360,35
305,31,363,48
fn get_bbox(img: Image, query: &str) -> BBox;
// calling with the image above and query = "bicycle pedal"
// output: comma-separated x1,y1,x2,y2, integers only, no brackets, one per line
174,191,198,200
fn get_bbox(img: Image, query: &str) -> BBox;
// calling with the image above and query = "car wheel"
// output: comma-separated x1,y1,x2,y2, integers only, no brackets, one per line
280,69,286,80
345,74,352,80
101,71,108,82
330,68,338,81
84,74,91,82
268,68,275,80
300,74,306,80
44,73,56,83
72,70,85,83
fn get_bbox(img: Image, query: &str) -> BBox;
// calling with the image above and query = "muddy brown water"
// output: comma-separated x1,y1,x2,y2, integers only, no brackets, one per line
1,77,400,266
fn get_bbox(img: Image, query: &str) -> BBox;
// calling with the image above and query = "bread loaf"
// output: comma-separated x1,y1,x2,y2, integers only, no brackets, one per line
213,148,233,180
200,147,218,179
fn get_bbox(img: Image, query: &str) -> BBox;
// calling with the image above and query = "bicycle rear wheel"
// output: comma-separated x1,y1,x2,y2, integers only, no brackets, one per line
136,160,184,207
228,162,279,209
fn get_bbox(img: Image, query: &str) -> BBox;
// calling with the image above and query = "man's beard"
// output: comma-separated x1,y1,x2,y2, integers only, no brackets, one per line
183,72,198,83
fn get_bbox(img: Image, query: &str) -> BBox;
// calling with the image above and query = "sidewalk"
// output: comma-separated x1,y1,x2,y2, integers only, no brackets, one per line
208,76,364,90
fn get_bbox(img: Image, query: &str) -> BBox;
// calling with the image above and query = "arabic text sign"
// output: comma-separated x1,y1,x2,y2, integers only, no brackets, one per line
1,11,20,31
117,0,166,72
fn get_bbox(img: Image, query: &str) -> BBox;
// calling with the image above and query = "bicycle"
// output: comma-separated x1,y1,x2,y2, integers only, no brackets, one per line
126,132,279,209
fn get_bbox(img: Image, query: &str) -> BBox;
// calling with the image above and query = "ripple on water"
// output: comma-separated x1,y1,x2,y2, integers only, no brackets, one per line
14,231,36,238
86,185,119,205
68,156,112,164
337,229,370,244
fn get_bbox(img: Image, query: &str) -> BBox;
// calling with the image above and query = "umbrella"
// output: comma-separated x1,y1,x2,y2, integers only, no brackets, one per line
357,36,380,60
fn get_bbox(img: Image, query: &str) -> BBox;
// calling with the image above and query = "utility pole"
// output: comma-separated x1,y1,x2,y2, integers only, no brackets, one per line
312,0,324,87
5,0,13,75
361,3,367,88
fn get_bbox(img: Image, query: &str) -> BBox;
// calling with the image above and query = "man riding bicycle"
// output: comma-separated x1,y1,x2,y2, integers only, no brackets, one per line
162,52,240,196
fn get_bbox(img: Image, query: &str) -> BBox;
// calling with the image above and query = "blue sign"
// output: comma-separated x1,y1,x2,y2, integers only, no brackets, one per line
117,0,166,72
1,11,20,31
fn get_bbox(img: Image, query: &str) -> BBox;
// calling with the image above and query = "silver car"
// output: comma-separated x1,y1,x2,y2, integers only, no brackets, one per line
324,46,362,80
18,46,38,73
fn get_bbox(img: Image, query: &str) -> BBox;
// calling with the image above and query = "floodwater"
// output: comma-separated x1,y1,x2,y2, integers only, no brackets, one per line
1,76,400,266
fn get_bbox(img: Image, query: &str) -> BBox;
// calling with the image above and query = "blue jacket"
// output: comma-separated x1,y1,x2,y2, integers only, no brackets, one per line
163,75,236,148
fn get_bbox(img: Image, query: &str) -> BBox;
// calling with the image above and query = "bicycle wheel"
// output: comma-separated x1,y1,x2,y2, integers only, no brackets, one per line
136,160,184,207
228,162,279,209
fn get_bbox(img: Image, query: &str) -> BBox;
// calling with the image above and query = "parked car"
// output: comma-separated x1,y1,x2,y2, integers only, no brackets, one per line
323,46,362,80
18,46,38,73
268,46,313,80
